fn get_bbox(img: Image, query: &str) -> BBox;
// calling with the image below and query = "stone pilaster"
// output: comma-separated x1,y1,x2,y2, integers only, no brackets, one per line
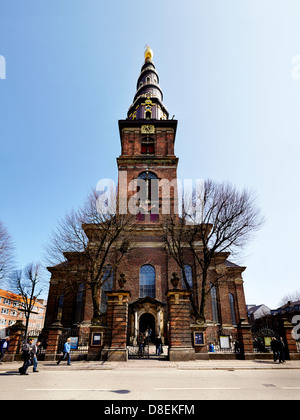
44,320,63,362
102,290,130,362
166,289,195,361
5,320,25,362
237,318,254,360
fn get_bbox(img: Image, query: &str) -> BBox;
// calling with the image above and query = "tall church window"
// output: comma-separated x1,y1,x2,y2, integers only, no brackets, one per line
145,110,152,119
138,171,158,204
229,293,237,325
211,285,219,323
74,283,84,324
100,265,114,313
57,294,64,321
140,265,156,298
181,265,193,289
141,137,155,154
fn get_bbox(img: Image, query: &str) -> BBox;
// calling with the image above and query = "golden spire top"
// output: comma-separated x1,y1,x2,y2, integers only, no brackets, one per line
144,44,153,61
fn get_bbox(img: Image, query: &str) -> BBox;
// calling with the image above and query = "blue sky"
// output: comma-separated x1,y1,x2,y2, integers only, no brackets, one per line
0,0,300,307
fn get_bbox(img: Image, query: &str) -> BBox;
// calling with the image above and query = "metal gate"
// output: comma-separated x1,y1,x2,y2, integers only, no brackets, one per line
252,328,280,353
127,328,166,359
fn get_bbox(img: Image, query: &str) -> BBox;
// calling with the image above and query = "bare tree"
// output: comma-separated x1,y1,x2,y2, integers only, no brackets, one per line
44,190,137,324
0,221,14,282
279,290,300,307
8,263,45,340
162,179,264,323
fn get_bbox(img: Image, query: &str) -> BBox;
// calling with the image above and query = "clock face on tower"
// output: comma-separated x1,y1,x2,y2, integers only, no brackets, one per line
141,125,155,134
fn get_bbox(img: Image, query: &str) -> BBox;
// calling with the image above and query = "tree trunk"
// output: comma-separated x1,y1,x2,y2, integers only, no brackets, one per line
198,269,207,324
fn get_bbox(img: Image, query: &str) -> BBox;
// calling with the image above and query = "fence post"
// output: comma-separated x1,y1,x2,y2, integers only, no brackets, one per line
44,320,63,362
5,320,25,362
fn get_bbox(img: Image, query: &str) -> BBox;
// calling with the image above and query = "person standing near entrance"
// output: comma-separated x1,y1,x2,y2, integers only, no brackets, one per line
57,338,71,366
270,337,280,362
278,337,286,363
138,332,145,357
155,335,162,356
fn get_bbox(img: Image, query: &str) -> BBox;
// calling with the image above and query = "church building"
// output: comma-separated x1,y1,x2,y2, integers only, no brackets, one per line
44,47,252,361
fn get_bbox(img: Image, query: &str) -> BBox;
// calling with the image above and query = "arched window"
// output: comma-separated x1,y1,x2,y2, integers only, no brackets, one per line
57,294,64,321
211,285,219,323
141,137,155,154
145,110,152,119
74,283,84,323
140,265,156,298
138,171,158,181
229,293,237,325
181,265,193,289
138,171,158,203
100,265,113,313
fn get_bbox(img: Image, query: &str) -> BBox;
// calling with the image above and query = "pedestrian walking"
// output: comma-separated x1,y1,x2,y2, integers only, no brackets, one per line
0,337,10,364
19,339,33,375
270,337,280,363
209,343,215,353
57,338,72,365
30,340,41,372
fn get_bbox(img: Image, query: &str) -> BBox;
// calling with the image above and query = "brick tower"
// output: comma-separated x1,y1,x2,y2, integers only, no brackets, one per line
117,46,179,220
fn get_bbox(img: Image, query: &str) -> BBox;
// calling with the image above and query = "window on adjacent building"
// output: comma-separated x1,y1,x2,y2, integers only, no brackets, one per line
140,265,156,298
229,293,237,325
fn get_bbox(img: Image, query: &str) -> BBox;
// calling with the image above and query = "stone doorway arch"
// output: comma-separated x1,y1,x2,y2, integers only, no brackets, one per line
128,297,166,345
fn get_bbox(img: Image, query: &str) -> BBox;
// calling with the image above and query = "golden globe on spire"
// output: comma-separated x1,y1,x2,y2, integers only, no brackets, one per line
144,45,153,61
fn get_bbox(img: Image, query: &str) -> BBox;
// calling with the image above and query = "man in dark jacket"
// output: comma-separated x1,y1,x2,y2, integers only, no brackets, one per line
19,339,33,375
278,337,286,363
270,337,280,362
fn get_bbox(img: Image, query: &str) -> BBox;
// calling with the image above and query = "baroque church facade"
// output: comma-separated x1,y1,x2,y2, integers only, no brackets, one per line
44,47,252,361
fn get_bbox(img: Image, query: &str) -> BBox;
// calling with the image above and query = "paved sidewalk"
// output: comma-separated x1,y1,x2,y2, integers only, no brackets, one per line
1,359,300,372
